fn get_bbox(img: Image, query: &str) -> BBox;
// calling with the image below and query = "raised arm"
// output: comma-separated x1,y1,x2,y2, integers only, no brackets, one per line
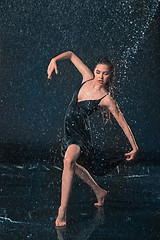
47,51,93,81
101,95,139,161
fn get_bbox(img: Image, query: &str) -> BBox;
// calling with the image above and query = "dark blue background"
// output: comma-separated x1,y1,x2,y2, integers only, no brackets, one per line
0,2,160,239
1,0,160,156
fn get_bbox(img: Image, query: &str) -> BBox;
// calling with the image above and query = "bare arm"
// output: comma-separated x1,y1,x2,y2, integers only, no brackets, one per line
47,51,93,81
102,95,139,161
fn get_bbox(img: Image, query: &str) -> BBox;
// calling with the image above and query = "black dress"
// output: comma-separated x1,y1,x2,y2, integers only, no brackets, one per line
61,79,108,156
61,79,124,175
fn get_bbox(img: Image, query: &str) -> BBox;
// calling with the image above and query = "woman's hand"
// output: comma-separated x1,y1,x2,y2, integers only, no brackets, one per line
125,148,139,161
47,58,58,79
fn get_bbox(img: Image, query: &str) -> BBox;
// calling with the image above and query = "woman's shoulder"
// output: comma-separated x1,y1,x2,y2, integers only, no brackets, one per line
100,93,116,107
103,92,114,101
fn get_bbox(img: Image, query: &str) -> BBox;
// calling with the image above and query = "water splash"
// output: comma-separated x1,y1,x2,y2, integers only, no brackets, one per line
120,0,159,70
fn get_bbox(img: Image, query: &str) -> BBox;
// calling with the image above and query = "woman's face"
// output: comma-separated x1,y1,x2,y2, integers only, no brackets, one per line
94,64,110,86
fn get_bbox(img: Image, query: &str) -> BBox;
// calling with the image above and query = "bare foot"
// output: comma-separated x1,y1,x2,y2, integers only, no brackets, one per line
55,206,66,227
94,189,107,207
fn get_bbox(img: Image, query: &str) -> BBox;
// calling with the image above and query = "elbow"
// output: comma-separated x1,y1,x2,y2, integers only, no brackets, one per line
68,51,73,58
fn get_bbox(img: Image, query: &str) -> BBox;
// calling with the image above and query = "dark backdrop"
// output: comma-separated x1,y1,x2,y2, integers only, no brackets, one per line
0,0,160,162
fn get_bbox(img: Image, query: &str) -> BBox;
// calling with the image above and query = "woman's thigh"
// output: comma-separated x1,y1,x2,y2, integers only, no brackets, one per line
64,144,81,162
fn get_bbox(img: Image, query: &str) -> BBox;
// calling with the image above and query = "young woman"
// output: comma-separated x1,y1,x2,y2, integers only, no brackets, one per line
47,51,139,227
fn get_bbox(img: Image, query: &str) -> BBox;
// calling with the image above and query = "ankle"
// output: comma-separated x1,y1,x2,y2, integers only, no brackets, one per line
59,206,67,212
94,186,102,195
95,187,107,196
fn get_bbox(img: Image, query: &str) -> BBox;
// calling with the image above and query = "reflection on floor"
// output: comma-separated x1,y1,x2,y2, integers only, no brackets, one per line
0,154,160,240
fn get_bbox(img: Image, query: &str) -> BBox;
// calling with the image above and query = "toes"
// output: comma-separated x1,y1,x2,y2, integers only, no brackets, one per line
94,195,106,207
55,220,66,227
94,202,103,207
95,204,103,207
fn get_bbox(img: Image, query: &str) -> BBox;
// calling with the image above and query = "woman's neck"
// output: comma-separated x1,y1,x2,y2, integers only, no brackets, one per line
92,79,105,91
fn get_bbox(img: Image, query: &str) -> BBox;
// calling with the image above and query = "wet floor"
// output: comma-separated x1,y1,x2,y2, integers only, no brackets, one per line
0,152,160,240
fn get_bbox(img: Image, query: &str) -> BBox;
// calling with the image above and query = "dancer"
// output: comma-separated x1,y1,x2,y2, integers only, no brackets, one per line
47,51,139,227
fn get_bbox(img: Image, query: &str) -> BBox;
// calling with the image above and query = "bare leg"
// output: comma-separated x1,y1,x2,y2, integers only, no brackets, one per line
75,163,107,207
55,144,80,227
55,145,107,227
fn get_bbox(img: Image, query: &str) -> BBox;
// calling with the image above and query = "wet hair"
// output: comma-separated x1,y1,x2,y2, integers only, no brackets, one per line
94,58,115,97
94,58,117,124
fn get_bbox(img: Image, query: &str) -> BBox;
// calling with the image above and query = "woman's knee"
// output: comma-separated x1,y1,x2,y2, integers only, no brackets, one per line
63,157,76,170
63,144,80,170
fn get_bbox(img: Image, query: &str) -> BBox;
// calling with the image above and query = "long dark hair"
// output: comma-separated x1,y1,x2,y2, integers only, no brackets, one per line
94,58,117,124
94,58,115,97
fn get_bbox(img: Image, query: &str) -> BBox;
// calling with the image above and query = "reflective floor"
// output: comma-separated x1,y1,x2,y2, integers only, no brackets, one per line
0,152,160,240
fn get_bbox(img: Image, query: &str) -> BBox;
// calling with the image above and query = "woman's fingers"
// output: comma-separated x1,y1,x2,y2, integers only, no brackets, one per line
125,150,137,161
55,64,58,74
47,64,52,79
125,154,132,161
126,155,133,161
47,71,52,79
125,152,131,156
47,64,54,79
47,59,58,79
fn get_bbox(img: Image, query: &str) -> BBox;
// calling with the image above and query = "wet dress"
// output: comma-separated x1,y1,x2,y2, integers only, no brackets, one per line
61,79,124,175
61,79,107,155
